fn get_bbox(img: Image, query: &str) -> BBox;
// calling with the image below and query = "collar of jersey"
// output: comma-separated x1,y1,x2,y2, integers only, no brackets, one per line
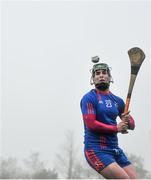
95,89,111,95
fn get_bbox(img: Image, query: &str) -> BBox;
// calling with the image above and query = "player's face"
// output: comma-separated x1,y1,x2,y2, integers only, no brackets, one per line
93,69,110,85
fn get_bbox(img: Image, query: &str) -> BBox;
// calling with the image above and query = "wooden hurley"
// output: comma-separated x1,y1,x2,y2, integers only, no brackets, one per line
123,47,145,133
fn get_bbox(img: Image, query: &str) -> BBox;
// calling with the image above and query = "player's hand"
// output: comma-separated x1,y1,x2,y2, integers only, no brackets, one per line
120,111,131,133
117,121,129,133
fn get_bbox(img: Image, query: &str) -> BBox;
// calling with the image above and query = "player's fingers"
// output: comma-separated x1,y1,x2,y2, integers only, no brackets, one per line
123,116,130,121
121,120,128,124
122,125,128,130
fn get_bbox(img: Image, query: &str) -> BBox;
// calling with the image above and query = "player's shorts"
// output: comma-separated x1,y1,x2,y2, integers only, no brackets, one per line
84,147,131,172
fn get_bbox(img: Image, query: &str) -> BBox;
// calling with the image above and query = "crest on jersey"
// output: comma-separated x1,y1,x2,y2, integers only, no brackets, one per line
105,100,112,108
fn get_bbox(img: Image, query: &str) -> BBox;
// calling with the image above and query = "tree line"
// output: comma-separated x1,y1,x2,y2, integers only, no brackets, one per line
0,131,151,179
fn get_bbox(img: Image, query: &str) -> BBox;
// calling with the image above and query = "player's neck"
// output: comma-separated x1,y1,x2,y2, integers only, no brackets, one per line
95,88,110,94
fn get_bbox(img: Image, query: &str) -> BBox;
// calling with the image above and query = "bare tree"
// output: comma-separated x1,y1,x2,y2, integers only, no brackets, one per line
55,130,104,179
55,130,76,178
24,152,58,179
0,153,58,179
0,157,27,179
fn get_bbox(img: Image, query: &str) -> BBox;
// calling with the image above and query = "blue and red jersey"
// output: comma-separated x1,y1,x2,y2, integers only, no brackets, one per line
80,89,135,150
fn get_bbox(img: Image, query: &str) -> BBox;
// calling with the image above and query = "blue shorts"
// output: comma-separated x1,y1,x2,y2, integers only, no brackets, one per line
84,147,131,172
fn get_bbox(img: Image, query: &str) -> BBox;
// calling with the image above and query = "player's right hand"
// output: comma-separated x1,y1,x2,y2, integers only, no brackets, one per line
117,121,129,133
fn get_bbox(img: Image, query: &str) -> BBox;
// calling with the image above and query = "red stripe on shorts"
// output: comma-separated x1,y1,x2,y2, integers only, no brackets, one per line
85,149,105,172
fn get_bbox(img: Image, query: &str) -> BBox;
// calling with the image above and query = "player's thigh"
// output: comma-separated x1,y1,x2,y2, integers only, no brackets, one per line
123,164,137,179
100,162,130,179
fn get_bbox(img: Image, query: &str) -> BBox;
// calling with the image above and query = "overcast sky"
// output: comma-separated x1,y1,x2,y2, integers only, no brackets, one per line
0,0,151,171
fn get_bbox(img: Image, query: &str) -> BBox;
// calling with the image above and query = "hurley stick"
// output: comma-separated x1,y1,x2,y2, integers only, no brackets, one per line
123,47,145,133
